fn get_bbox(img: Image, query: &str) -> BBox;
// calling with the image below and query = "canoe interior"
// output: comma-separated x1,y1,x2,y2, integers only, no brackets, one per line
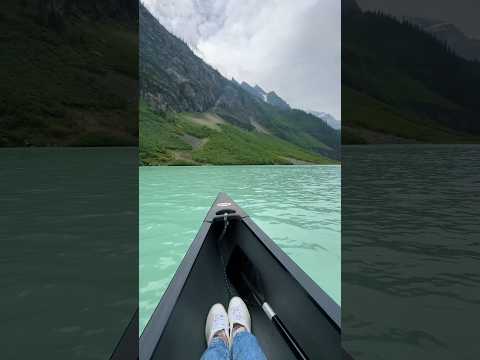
143,212,341,359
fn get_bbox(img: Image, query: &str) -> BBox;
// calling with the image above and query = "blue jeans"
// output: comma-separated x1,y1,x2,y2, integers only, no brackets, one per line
200,332,267,360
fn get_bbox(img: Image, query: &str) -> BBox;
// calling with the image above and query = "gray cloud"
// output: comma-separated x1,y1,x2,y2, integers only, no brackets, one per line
143,0,341,120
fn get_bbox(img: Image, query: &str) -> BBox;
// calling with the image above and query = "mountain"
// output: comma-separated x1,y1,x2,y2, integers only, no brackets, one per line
140,6,268,131
342,0,361,15
240,82,291,110
0,0,138,146
240,84,335,128
310,111,341,130
266,91,290,110
405,17,480,61
140,4,340,164
342,2,480,144
240,82,267,101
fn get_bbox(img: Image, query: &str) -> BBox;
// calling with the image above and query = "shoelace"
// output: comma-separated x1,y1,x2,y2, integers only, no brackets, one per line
231,307,243,322
213,313,227,329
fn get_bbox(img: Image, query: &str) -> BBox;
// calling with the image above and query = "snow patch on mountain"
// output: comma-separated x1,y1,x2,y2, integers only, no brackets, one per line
309,111,341,130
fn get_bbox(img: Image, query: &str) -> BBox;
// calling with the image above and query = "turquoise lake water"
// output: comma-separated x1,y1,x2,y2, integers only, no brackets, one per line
139,165,341,333
1,148,137,359
342,145,480,360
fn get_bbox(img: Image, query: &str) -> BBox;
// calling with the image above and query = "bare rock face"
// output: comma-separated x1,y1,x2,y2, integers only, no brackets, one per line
240,81,291,110
140,4,225,113
266,91,290,110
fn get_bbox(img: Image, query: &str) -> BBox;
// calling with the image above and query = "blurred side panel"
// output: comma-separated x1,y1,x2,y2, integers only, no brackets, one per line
342,1,480,359
0,0,138,358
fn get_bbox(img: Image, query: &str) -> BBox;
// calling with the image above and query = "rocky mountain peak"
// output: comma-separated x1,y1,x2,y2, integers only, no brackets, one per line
254,85,266,94
309,111,341,130
406,16,480,61
266,91,290,110
239,81,290,110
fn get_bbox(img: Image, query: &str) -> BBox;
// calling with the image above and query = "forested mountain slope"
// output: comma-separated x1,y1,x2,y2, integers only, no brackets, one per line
0,0,138,146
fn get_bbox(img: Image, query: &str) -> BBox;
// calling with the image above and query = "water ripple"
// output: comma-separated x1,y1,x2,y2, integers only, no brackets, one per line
343,145,480,359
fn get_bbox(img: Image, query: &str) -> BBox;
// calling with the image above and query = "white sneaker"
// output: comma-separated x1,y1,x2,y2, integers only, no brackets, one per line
205,303,229,346
228,296,251,339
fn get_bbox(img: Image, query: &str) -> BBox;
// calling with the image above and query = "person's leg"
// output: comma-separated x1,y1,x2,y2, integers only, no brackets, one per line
228,297,267,360
231,331,267,360
200,336,230,360
201,303,231,360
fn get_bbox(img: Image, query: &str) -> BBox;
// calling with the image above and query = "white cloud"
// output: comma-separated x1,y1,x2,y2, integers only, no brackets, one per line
143,0,341,120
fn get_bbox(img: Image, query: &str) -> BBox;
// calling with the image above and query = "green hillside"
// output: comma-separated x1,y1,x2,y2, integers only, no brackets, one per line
140,103,336,165
0,0,137,146
342,86,480,143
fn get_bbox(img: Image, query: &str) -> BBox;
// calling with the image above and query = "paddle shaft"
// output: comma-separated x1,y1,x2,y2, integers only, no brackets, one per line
242,274,309,360
271,313,309,360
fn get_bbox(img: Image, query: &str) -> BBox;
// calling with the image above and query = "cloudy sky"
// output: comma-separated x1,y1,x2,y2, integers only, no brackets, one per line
143,0,341,120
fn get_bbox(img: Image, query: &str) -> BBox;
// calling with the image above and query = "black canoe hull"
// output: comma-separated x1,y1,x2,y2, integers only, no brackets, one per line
140,193,341,360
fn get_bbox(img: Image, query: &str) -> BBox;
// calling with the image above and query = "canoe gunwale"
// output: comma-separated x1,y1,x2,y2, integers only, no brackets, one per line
109,309,138,360
139,220,212,360
241,216,341,329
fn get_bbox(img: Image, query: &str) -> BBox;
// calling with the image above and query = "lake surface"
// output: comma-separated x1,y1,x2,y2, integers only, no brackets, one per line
0,148,137,360
139,165,341,333
342,145,480,360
